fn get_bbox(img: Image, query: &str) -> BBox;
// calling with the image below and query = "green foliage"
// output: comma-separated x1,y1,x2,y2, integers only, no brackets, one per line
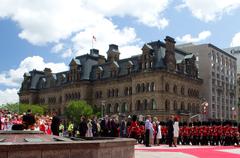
92,105,101,118
2,103,46,115
65,100,93,123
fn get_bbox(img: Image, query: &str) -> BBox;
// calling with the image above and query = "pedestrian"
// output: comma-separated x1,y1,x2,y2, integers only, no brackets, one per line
156,121,162,145
173,116,179,147
51,112,60,136
22,109,35,130
167,115,174,147
78,116,88,137
145,115,154,147
91,116,98,137
86,119,93,137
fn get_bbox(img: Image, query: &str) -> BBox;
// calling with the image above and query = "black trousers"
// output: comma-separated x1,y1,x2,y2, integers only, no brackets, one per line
145,129,150,147
167,133,173,147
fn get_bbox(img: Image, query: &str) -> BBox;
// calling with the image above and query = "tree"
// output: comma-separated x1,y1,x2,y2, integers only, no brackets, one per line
2,103,46,115
65,100,93,123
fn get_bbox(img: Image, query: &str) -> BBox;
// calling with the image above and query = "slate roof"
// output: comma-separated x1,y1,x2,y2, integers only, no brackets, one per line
19,39,197,91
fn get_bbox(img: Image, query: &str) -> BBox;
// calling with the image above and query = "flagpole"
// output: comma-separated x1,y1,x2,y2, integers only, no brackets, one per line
92,37,93,49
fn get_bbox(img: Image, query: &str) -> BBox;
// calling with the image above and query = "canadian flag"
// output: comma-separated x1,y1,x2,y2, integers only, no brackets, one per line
93,35,96,41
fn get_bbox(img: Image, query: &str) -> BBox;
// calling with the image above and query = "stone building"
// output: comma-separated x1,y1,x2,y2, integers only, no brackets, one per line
19,36,203,121
178,43,238,121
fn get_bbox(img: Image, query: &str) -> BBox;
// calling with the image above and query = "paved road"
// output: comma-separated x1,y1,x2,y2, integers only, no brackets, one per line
135,145,240,158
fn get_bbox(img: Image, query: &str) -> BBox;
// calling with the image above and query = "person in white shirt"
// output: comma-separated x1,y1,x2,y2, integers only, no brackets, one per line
156,121,162,145
173,117,179,147
145,115,154,147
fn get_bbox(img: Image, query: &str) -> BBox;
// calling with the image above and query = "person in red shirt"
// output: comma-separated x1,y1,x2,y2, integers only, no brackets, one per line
128,115,140,140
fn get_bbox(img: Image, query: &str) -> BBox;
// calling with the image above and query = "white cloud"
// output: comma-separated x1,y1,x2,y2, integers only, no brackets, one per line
176,31,211,43
0,0,170,45
51,43,64,53
230,32,240,47
0,88,19,105
85,0,170,29
178,0,240,22
62,49,73,58
0,56,68,88
72,18,141,59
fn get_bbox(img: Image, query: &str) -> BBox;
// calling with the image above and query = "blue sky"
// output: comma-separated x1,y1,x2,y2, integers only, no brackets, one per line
0,0,240,105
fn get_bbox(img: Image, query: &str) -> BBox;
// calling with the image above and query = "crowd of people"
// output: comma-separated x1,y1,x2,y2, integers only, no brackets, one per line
1,109,240,147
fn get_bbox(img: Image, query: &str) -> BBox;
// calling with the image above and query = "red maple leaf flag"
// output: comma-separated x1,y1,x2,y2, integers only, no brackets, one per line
93,35,96,41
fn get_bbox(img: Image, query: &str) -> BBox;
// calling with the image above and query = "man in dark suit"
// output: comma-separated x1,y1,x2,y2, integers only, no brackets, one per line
51,112,61,136
78,116,88,137
100,115,110,137
167,115,174,147
22,109,35,130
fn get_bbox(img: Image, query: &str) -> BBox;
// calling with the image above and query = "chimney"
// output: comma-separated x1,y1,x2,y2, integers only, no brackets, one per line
44,68,52,77
107,44,120,62
164,36,176,71
90,49,99,57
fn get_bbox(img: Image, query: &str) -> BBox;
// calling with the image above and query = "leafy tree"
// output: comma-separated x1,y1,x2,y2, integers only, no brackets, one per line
92,105,101,118
2,103,46,115
65,100,93,123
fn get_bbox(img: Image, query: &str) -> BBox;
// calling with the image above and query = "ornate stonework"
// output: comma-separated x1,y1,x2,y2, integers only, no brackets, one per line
19,36,203,121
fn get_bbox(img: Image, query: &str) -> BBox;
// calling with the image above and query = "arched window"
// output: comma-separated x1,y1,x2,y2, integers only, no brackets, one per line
106,104,111,113
165,83,169,92
129,87,132,95
124,87,128,96
165,99,170,111
144,99,148,110
114,103,119,113
121,103,127,113
141,83,145,92
150,82,155,91
173,85,177,94
136,100,141,111
181,86,185,95
181,102,185,111
146,83,150,92
188,89,191,97
112,89,115,97
136,84,141,93
115,89,119,97
173,101,177,110
151,99,157,110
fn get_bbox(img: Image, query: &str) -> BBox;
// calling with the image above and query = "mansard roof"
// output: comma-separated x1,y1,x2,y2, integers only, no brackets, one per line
19,37,200,92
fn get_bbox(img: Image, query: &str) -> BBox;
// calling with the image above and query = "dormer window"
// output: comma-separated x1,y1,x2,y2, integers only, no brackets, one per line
127,60,134,74
110,70,117,77
141,44,153,70
110,61,119,78
96,66,103,80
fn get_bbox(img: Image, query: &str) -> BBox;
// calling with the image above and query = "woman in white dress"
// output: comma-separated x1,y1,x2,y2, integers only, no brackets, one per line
86,119,93,137
173,117,179,147
156,121,162,145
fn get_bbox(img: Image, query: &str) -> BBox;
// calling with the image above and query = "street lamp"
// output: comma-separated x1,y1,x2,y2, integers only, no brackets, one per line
101,100,105,118
201,99,208,121
231,106,236,120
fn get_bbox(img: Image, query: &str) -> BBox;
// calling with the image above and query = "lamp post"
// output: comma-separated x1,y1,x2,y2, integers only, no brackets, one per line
101,100,105,118
201,98,208,121
231,106,236,120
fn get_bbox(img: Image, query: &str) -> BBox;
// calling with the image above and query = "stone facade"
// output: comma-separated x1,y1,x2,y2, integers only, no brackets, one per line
178,43,238,121
19,36,203,121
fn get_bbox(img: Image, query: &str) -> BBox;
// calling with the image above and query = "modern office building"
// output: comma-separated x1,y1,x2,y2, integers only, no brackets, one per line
19,36,203,121
178,44,238,121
